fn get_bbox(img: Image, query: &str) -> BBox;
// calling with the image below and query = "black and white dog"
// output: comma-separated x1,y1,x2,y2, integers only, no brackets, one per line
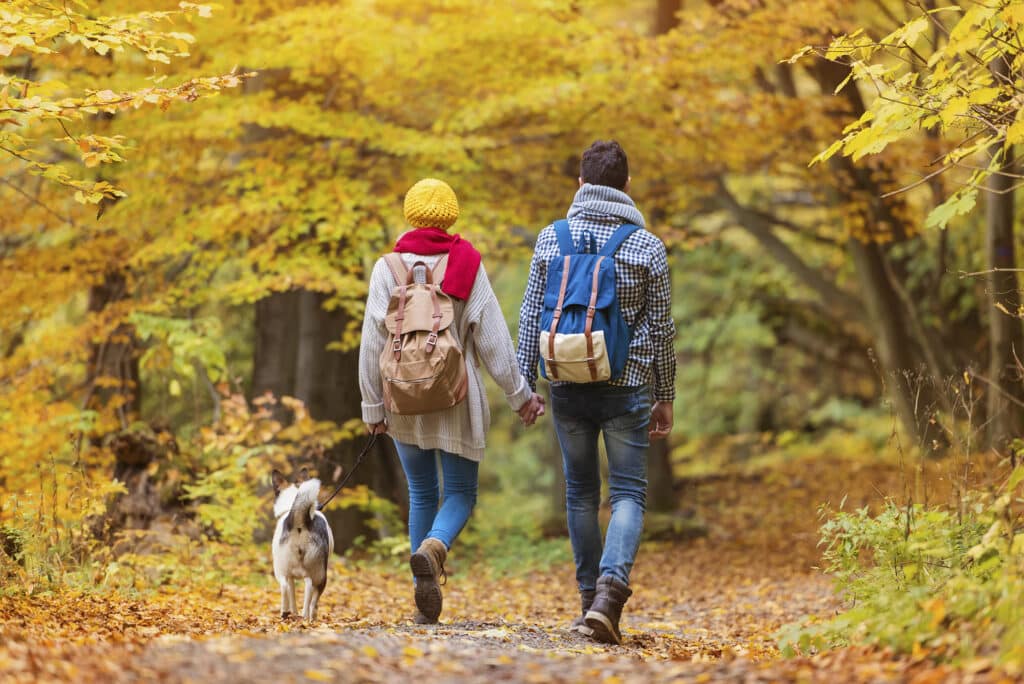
271,469,334,621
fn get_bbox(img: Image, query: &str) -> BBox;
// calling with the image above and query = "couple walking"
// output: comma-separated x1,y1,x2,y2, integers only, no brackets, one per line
358,140,676,645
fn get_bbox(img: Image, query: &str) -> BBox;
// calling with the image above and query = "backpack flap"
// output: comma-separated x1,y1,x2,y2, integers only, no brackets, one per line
539,330,611,383
384,287,454,335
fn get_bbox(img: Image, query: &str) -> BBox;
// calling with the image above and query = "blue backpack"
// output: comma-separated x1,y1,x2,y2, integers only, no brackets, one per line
538,219,639,384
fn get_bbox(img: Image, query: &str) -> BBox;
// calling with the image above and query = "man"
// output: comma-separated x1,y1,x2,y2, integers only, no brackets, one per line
517,140,676,645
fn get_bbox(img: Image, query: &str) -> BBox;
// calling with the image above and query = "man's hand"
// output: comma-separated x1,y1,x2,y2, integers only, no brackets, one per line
649,401,673,440
365,421,388,435
517,393,546,426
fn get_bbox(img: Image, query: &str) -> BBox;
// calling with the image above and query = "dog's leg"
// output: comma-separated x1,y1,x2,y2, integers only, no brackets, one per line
303,578,313,620
286,579,297,616
309,576,326,622
279,579,290,618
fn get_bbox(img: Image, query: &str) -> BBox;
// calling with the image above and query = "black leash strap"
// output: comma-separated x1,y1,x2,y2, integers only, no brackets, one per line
317,433,378,511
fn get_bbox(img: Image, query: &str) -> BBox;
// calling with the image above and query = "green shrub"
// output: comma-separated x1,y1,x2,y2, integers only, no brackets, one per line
779,465,1024,672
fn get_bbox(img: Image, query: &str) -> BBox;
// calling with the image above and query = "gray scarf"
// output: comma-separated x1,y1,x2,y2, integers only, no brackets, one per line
566,183,646,228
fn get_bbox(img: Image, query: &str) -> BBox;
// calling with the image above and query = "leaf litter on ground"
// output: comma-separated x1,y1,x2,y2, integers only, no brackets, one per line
1,449,1014,682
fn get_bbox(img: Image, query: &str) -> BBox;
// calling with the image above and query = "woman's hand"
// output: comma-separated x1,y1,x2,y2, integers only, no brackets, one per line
365,421,388,435
517,393,546,426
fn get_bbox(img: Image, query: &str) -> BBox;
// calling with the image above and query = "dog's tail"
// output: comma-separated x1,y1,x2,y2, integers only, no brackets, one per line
291,478,321,523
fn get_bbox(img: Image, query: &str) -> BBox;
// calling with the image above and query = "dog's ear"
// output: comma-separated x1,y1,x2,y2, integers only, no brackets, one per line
272,470,287,493
296,467,309,483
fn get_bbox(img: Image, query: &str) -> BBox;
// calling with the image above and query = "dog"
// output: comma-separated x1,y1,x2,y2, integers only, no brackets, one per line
271,468,334,621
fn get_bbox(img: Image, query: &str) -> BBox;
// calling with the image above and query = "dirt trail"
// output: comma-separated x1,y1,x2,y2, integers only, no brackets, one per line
106,540,839,682
0,453,999,682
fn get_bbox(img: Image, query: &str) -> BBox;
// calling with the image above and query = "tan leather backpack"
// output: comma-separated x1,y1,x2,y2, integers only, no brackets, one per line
379,253,468,415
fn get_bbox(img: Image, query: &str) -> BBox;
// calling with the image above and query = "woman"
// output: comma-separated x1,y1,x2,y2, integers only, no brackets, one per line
358,178,544,624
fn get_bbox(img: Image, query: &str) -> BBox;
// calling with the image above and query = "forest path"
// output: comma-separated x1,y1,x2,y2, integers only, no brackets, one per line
112,535,838,682
1,453,983,682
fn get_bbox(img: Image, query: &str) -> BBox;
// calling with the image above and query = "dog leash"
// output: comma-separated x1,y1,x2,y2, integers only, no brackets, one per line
317,433,378,511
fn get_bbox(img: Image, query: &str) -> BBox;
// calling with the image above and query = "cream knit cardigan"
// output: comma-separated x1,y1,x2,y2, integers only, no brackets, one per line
358,253,532,461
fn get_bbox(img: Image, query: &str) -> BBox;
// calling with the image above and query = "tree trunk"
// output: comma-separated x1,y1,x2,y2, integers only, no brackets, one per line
541,418,568,536
294,290,337,413
640,0,683,516
654,0,682,34
87,270,140,425
252,291,300,420
646,439,676,512
985,126,1024,451
87,270,178,538
846,239,930,444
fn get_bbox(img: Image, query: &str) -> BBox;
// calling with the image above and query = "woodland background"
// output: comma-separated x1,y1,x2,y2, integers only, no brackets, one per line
4,0,1024,681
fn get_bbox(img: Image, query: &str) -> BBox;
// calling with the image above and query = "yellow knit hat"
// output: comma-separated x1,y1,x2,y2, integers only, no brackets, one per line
403,178,460,230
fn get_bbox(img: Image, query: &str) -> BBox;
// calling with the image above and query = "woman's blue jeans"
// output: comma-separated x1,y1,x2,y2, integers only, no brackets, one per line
550,384,651,591
393,440,479,552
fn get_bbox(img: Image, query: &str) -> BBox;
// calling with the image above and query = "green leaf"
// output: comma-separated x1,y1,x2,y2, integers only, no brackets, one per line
925,189,977,229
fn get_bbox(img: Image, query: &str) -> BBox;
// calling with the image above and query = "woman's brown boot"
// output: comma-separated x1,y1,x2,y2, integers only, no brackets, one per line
410,537,447,623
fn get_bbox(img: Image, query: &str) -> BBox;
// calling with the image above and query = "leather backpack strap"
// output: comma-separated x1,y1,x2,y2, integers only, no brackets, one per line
430,254,450,285
384,254,411,361
547,255,572,380
583,257,605,381
392,282,408,361
426,281,443,353
383,253,408,285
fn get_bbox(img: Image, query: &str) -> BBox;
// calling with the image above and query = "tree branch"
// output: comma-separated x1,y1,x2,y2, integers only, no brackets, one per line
716,177,866,324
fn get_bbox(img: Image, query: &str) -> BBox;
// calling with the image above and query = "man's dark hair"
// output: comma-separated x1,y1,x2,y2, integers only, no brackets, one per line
580,140,629,190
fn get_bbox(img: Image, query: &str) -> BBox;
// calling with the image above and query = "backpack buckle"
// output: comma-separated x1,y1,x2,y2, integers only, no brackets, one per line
426,331,438,349
392,338,402,352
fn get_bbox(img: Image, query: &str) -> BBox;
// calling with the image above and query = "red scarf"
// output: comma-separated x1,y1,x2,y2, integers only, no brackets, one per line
394,227,481,300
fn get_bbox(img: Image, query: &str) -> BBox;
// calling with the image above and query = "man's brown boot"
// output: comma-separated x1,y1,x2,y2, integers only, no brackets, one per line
410,537,447,622
585,575,632,645
569,589,596,636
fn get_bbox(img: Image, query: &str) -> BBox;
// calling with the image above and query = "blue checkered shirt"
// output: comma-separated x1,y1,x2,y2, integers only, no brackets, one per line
516,211,677,402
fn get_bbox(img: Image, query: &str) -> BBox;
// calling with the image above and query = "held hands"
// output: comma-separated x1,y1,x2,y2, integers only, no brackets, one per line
649,401,673,440
517,392,546,427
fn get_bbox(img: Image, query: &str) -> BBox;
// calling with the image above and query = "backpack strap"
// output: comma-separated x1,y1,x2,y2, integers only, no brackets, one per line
430,254,450,285
392,279,409,361
554,219,576,256
583,257,606,381
598,223,641,257
383,253,408,285
546,255,572,380
383,254,415,361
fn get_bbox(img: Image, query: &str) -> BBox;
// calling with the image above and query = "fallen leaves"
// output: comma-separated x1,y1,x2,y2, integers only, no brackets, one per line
1,450,1015,682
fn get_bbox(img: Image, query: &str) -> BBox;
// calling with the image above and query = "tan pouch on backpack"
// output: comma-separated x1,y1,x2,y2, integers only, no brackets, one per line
379,253,469,415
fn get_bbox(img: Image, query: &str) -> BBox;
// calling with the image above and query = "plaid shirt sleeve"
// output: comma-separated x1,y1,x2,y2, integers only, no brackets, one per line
648,241,677,402
516,226,554,392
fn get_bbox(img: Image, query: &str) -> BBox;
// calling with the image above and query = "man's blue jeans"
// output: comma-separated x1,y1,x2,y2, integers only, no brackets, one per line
551,384,651,591
393,440,479,551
